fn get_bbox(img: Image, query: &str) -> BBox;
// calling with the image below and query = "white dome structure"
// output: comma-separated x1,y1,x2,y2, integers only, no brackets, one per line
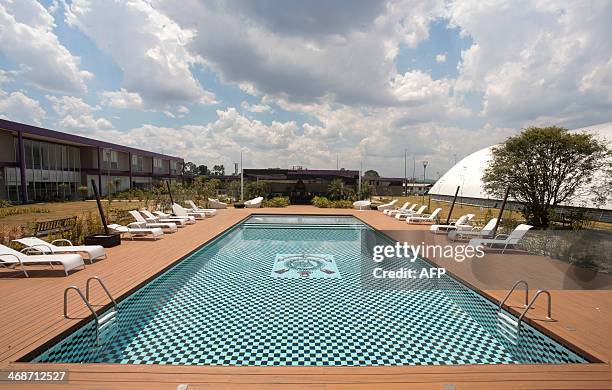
429,122,612,215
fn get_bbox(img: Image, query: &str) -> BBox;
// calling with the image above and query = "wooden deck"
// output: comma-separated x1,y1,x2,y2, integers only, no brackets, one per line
1,206,611,389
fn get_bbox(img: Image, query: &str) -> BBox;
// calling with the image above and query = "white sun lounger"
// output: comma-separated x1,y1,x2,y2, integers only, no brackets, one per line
208,198,227,209
0,244,85,277
448,218,498,241
384,202,412,216
185,200,217,216
108,224,164,240
395,205,427,220
406,208,443,224
353,200,371,210
429,214,475,233
468,224,533,253
377,199,397,211
154,210,196,224
245,197,264,208
173,203,206,219
129,211,178,232
383,202,419,217
141,210,191,226
12,237,106,263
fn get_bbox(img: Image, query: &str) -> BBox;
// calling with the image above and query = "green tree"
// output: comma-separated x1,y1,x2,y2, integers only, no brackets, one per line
245,181,270,199
227,180,241,200
183,162,198,177
328,178,345,200
212,165,225,175
197,165,209,176
482,126,610,227
364,170,379,177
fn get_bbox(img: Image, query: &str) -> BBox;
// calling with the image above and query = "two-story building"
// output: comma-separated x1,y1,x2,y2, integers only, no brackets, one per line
0,119,183,203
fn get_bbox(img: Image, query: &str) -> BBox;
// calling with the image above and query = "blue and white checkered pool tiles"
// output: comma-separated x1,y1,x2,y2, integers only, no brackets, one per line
33,215,588,365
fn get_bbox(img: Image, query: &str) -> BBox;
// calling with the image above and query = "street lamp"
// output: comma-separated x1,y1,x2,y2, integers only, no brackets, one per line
421,160,428,203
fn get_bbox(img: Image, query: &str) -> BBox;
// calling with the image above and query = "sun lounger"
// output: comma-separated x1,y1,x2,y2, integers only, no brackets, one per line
384,202,412,216
406,208,442,224
141,210,191,225
447,218,498,241
395,205,427,220
429,214,475,233
107,224,164,240
0,244,85,277
185,200,217,216
383,202,418,217
12,237,106,263
468,224,533,253
173,203,206,219
154,210,196,224
245,197,264,208
377,199,397,211
353,200,371,210
208,198,227,209
129,211,178,232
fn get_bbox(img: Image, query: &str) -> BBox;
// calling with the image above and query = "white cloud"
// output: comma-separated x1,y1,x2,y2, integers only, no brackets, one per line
0,0,90,93
436,52,447,63
391,70,451,103
99,89,144,110
241,101,272,113
0,89,46,125
0,70,10,84
155,0,446,106
64,0,216,109
46,95,113,132
450,0,612,127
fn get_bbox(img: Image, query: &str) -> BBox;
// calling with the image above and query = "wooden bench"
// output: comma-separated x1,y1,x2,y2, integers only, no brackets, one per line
34,216,77,237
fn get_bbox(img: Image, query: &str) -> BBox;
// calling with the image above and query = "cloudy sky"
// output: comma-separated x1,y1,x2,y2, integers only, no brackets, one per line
1,0,611,178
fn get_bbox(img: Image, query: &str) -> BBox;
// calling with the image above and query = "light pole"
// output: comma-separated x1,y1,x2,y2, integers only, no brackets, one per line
404,149,407,197
421,160,428,203
240,151,244,202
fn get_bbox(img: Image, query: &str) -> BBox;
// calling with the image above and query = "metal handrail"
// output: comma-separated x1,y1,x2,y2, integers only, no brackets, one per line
518,289,552,326
86,276,117,311
499,280,529,309
64,286,99,321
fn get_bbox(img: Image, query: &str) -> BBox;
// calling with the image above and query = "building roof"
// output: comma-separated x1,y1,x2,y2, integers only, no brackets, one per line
428,122,612,210
0,119,183,161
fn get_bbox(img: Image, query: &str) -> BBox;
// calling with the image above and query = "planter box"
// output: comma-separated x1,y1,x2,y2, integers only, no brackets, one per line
84,233,121,248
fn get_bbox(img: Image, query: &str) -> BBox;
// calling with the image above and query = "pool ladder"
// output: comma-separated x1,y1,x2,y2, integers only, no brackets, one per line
64,276,117,345
497,281,552,344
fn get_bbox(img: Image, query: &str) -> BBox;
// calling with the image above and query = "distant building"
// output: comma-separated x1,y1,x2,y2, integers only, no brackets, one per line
0,119,183,203
362,176,433,196
243,168,360,204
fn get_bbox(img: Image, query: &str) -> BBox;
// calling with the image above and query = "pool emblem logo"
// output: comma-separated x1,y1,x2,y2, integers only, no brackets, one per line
272,254,340,279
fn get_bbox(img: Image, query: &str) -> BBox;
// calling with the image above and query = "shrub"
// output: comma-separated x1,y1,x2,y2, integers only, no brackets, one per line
77,186,89,200
312,196,353,208
312,196,332,208
263,196,290,208
0,207,50,218
0,225,30,246
332,199,354,208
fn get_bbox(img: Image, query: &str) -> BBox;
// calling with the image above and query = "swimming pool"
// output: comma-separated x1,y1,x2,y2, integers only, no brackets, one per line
32,215,588,365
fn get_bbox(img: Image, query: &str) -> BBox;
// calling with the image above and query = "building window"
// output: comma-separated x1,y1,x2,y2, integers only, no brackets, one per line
132,155,145,172
103,150,119,169
153,158,162,169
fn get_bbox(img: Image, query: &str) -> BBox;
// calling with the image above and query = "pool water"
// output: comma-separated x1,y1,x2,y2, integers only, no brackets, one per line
32,215,587,365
